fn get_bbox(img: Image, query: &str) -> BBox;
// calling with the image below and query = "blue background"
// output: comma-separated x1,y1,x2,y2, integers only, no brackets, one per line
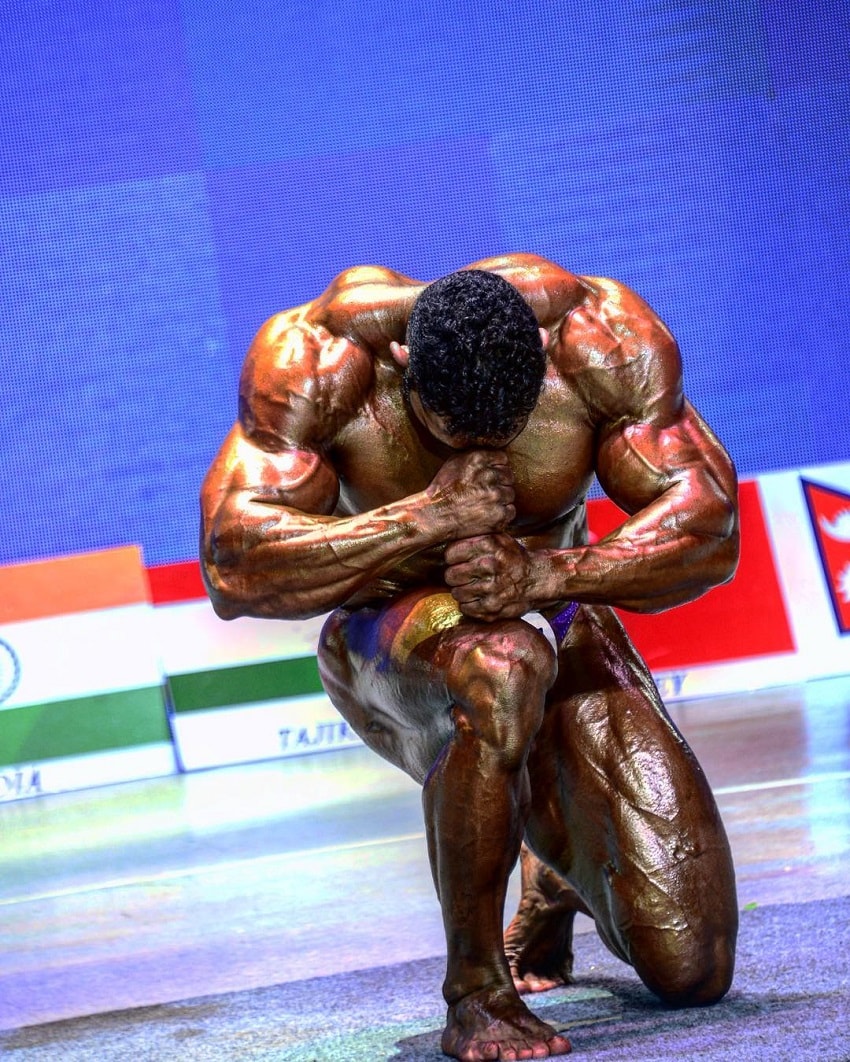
1,0,848,567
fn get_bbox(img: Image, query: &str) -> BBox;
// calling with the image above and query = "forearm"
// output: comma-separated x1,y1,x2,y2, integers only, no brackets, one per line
203,493,444,620
533,482,739,613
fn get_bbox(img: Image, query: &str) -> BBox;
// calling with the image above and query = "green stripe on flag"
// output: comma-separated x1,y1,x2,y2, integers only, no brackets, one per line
168,656,324,713
0,687,170,768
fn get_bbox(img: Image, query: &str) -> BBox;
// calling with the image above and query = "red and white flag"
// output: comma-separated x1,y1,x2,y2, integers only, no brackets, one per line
801,478,850,635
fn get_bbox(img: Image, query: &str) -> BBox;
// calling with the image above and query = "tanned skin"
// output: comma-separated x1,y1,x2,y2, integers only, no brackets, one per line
201,253,739,1061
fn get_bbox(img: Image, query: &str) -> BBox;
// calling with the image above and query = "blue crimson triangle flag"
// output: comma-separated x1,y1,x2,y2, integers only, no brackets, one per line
801,478,850,635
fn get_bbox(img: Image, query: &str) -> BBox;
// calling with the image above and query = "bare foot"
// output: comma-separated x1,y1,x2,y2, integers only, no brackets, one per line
504,895,576,994
504,848,591,995
442,986,571,1060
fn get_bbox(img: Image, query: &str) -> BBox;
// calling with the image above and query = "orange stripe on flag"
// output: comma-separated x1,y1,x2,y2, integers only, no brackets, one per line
0,546,150,624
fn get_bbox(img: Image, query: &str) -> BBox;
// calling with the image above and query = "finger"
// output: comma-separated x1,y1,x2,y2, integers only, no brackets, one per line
444,561,494,588
449,584,487,605
497,504,517,527
452,592,490,617
446,556,500,583
445,536,495,564
490,472,515,493
488,459,514,483
444,566,471,588
454,595,504,621
487,449,510,466
472,449,511,473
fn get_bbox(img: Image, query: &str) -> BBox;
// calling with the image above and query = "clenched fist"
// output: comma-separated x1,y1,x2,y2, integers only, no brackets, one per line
444,532,538,620
427,450,516,540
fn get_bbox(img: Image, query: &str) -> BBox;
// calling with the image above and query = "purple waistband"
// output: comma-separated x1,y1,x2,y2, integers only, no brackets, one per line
549,601,580,643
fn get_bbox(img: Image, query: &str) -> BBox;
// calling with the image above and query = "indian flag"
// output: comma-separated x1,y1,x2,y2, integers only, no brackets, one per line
149,562,362,771
0,546,175,802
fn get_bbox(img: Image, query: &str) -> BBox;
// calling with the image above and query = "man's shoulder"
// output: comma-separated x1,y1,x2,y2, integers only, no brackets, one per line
560,275,679,364
469,251,573,277
240,310,376,447
306,264,423,348
248,308,372,375
465,253,584,326
553,276,683,421
582,274,672,325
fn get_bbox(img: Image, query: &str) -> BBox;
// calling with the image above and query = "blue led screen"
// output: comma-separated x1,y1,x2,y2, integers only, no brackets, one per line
1,0,848,566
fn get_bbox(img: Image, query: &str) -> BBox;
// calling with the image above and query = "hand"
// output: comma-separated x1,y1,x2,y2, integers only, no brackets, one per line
444,533,535,620
427,450,516,539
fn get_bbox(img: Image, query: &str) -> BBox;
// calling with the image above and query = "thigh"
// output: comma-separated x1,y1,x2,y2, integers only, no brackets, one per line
526,605,737,1000
318,587,558,785
319,588,481,783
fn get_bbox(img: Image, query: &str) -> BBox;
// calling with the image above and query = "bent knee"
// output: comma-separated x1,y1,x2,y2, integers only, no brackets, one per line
448,624,556,761
634,926,736,1007
454,621,557,698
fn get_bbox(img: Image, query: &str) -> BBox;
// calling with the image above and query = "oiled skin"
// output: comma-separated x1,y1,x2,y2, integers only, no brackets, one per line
201,253,739,1061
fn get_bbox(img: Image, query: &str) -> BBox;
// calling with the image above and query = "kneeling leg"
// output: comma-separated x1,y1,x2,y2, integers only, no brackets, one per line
319,594,572,1059
523,606,738,1007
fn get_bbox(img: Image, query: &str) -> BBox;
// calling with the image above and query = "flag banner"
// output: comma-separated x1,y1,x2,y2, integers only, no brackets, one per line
587,478,806,702
588,479,797,675
800,478,850,635
170,692,362,772
0,547,175,801
149,562,348,769
758,463,850,678
0,745,177,803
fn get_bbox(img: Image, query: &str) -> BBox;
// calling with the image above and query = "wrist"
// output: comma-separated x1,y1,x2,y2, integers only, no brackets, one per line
410,489,455,545
527,548,570,609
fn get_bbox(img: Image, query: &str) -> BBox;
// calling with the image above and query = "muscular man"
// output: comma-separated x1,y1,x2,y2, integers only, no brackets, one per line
201,254,739,1061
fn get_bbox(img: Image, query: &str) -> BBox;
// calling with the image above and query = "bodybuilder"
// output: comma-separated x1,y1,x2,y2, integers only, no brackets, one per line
200,253,739,1061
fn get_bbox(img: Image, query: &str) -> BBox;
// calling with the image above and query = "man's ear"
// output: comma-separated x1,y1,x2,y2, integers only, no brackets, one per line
539,327,550,349
389,341,410,368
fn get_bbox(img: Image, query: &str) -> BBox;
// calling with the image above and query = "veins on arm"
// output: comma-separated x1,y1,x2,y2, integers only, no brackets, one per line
585,375,739,610
201,316,441,621
539,300,739,613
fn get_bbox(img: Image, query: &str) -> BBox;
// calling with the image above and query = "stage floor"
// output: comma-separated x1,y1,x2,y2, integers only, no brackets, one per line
1,675,849,1033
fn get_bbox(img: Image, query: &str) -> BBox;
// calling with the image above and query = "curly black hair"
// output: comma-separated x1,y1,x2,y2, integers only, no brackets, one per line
405,269,545,442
